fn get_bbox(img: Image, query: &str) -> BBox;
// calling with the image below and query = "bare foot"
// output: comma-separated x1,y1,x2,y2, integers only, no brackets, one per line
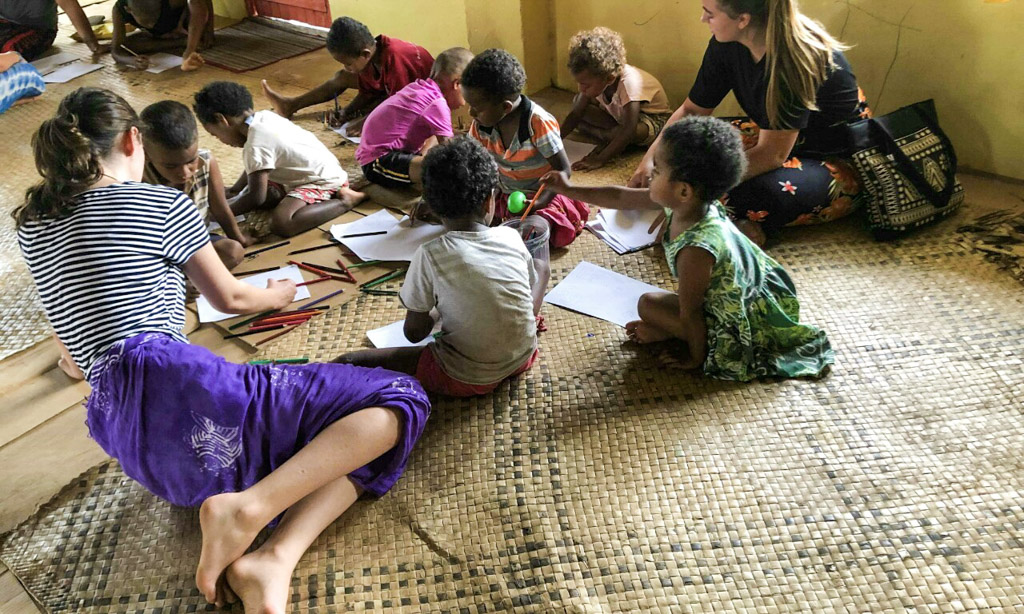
261,80,294,118
225,548,296,614
182,52,205,72
339,185,367,208
625,320,673,344
734,219,767,247
196,492,265,605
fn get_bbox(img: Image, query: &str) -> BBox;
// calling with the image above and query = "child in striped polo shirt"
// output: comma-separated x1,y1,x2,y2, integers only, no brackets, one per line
462,48,589,249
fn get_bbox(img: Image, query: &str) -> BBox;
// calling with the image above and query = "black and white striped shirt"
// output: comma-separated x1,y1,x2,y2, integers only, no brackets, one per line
18,182,209,378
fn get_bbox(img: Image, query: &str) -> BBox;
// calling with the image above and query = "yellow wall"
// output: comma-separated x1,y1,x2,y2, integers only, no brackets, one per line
552,0,1024,179
212,0,247,20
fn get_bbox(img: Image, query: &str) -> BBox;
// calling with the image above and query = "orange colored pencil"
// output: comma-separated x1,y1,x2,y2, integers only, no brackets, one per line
519,184,547,221
296,276,331,287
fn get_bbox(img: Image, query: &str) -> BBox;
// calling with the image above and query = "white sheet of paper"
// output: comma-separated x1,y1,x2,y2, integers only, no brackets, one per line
330,121,361,144
145,52,183,73
30,52,78,74
40,61,103,83
332,211,446,262
366,320,442,349
586,208,663,254
544,261,671,327
563,139,598,164
196,265,311,323
208,214,245,233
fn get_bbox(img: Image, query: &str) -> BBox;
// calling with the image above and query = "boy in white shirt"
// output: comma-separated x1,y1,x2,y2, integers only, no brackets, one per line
193,81,366,237
336,137,541,397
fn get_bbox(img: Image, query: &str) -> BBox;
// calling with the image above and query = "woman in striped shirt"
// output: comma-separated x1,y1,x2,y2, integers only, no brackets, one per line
16,87,431,612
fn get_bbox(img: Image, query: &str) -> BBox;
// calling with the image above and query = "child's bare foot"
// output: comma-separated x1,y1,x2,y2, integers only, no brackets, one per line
196,492,265,605
182,52,205,72
339,185,367,208
261,80,294,118
225,548,295,614
625,320,673,344
734,219,767,247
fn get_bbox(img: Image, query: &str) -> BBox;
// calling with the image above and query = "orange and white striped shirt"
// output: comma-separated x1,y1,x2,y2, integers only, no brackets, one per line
470,96,564,194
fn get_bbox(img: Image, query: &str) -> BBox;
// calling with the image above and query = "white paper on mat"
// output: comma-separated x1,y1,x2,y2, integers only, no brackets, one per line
585,208,663,254
196,265,311,323
332,211,445,262
39,61,103,83
145,52,184,73
366,320,443,349
30,52,78,74
544,261,671,327
331,121,361,144
563,139,597,164
208,214,245,233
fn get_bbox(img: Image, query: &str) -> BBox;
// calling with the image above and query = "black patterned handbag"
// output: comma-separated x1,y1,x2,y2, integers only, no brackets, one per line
847,99,964,240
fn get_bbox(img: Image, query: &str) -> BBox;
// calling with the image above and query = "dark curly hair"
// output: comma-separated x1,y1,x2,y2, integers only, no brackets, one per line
459,48,526,103
659,116,747,203
326,16,374,58
421,136,497,219
192,81,253,125
141,100,197,150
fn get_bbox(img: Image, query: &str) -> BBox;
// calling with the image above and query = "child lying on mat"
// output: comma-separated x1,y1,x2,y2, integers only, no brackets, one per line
17,87,431,612
337,136,541,397
461,48,589,249
193,81,366,237
111,0,214,71
356,47,474,191
560,27,672,171
262,16,433,135
541,116,834,382
140,100,254,269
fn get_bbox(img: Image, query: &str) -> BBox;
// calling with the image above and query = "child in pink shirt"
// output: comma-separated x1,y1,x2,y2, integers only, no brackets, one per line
356,47,474,190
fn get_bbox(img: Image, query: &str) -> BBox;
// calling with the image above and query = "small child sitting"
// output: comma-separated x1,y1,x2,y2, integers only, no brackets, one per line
561,27,672,171
541,116,834,382
193,81,365,237
262,16,433,135
461,48,589,249
337,136,541,397
140,100,253,269
356,47,474,190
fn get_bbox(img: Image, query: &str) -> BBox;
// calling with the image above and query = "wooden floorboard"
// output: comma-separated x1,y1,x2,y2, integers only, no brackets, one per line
0,568,41,614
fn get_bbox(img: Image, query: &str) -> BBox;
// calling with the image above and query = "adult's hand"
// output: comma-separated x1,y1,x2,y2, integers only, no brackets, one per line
627,157,653,188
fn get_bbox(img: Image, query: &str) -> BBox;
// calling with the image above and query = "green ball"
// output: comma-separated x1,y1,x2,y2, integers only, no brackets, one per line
508,191,527,214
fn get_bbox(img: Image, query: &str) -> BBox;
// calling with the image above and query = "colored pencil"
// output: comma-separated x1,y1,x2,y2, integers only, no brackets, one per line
269,306,330,317
287,260,346,281
361,289,398,296
287,243,339,255
232,266,280,277
347,259,382,269
251,311,323,327
360,268,406,290
339,230,387,239
274,356,310,364
229,309,276,330
297,288,345,310
296,276,331,287
301,261,348,275
248,319,309,332
335,259,357,283
119,44,139,57
223,325,284,339
245,240,290,258
254,322,305,347
519,184,547,221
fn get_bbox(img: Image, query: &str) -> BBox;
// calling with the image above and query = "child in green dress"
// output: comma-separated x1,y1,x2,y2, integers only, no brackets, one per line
541,116,833,381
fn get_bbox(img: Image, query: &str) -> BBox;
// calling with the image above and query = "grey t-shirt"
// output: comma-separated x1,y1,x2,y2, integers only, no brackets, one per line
0,0,58,30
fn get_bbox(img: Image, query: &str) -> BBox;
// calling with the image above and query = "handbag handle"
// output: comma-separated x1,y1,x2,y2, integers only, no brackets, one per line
866,105,958,208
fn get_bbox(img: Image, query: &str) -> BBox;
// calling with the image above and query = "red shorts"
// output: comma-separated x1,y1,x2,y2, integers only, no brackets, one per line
415,346,539,397
268,181,349,205
494,191,590,249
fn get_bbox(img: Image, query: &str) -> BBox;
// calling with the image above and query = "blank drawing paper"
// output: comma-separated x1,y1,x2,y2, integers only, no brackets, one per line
586,208,664,254
543,261,670,327
366,320,442,349
331,210,445,262
196,265,310,323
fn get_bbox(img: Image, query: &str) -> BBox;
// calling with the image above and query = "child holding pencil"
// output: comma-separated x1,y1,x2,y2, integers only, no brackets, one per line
337,136,540,397
16,87,431,611
541,116,833,381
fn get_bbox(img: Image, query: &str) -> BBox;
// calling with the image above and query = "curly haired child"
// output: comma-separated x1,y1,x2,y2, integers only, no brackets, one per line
461,48,589,249
542,115,833,381
560,27,672,171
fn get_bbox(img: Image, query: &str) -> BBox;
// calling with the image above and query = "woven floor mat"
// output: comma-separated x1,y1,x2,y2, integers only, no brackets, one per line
201,18,327,73
3,221,1023,612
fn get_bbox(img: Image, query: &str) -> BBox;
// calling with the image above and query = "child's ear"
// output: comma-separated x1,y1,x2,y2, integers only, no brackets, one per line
214,112,230,127
483,190,496,225
678,181,696,202
501,99,515,115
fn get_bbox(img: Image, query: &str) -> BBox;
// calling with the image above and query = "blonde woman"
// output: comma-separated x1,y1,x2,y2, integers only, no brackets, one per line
629,0,871,246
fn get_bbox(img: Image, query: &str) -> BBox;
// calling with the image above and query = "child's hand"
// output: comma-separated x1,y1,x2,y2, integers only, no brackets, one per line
128,54,150,70
540,170,572,193
627,158,653,188
266,278,298,309
237,231,257,248
325,110,345,128
346,117,365,137
571,155,605,172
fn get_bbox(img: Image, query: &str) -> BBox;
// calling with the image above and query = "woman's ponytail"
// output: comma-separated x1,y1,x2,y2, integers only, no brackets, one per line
14,88,139,226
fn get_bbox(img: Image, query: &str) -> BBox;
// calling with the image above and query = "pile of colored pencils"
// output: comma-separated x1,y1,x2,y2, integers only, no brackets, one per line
223,305,330,345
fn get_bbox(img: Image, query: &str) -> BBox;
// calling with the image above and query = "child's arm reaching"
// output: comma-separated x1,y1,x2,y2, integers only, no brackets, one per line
532,149,574,210
183,243,297,314
560,95,591,139
207,156,254,246
56,0,108,55
540,170,659,211
228,170,272,215
574,101,641,172
334,92,385,134
403,310,436,343
110,7,149,69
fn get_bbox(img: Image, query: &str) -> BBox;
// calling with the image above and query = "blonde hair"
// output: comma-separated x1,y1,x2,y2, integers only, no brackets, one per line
567,27,626,78
717,0,848,128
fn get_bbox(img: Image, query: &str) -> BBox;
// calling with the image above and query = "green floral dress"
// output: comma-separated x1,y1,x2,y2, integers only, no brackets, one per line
663,203,834,381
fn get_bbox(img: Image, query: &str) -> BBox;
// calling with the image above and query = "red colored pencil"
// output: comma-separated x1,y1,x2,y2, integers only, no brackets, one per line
254,322,304,347
296,276,331,287
248,319,309,332
287,260,346,282
335,259,357,284
251,311,322,327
